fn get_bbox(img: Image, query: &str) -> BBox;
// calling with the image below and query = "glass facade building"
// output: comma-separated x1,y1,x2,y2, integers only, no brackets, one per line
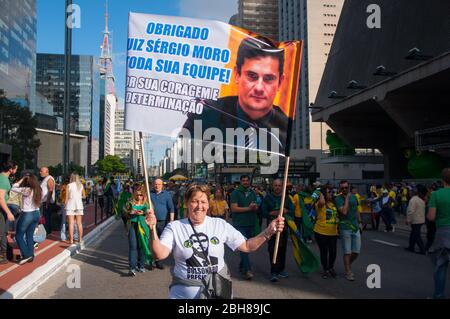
36,53,100,168
238,0,279,41
0,0,36,108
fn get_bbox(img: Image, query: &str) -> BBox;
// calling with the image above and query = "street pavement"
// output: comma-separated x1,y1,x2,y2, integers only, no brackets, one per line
27,218,449,299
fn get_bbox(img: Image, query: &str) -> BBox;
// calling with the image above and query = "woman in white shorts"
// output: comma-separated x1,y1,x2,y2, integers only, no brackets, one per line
65,173,85,244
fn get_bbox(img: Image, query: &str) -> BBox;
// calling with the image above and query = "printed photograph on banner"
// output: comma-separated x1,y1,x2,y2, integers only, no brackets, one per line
125,12,302,156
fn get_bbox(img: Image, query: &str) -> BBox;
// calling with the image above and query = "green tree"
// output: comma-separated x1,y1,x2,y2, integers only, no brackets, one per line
96,155,126,175
48,162,85,177
0,96,41,169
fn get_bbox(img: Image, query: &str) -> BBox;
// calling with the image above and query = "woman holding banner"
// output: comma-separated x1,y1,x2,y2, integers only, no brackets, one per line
145,184,285,299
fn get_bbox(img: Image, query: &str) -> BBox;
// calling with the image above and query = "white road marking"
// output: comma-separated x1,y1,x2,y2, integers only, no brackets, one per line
372,239,400,247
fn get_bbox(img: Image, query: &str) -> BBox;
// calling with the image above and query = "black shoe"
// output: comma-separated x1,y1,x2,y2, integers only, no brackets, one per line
146,264,154,271
155,261,164,270
404,247,415,253
415,251,426,255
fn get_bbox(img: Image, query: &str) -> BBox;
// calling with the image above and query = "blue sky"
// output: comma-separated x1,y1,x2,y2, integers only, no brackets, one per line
36,0,238,164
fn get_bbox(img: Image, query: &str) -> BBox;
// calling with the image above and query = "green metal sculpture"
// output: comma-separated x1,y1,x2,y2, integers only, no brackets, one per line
326,130,355,156
405,149,445,179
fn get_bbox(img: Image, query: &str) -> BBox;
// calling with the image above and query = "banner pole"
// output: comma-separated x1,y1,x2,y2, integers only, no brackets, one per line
139,132,153,211
272,156,290,264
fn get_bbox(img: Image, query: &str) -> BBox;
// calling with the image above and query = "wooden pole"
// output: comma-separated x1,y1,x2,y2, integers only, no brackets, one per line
139,132,153,211
272,156,290,264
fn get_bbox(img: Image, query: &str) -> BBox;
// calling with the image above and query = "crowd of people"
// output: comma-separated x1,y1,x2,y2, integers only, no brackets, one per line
0,160,121,265
109,170,449,299
1,159,449,299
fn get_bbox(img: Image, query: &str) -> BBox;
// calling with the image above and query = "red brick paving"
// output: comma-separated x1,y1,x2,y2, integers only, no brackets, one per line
0,202,111,294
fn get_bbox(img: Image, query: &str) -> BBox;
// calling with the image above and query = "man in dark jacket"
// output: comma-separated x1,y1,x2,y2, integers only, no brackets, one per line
262,179,294,282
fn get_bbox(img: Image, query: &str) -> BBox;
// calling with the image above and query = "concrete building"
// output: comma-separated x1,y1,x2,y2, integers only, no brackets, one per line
312,0,450,180
114,106,135,172
35,53,100,169
36,128,88,173
238,0,279,41
279,0,344,150
104,94,116,156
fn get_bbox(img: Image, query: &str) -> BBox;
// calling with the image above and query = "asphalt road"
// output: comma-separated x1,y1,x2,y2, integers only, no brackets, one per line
27,219,449,299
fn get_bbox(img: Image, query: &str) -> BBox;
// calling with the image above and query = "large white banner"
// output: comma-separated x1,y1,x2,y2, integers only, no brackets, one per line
125,12,302,156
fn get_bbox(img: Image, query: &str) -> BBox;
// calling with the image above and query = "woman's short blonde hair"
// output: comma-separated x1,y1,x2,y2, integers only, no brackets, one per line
184,184,211,205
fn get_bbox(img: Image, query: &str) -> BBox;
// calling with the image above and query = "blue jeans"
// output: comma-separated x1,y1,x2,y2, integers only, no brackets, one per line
235,225,254,272
15,210,40,258
6,204,21,232
434,257,448,299
128,222,145,270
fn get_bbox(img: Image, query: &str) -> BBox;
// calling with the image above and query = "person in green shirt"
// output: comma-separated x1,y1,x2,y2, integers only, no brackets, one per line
427,168,450,299
335,180,361,282
230,175,258,280
261,179,294,282
123,185,154,276
0,160,18,264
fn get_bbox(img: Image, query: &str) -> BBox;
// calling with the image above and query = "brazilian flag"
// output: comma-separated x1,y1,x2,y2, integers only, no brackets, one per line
297,193,314,239
285,215,320,274
136,215,153,265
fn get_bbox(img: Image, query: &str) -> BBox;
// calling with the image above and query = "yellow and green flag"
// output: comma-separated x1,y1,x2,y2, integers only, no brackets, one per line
285,215,320,274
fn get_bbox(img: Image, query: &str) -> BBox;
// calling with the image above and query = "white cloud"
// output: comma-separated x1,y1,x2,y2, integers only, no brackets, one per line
178,0,238,23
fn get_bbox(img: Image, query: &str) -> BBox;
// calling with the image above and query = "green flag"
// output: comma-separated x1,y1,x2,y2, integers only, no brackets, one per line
136,215,153,265
285,215,320,274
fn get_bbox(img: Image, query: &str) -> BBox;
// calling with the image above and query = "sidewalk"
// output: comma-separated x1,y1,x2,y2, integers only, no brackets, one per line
0,202,115,299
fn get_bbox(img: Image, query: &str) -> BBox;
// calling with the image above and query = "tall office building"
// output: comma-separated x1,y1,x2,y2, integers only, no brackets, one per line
35,53,100,168
0,0,36,109
114,105,135,171
99,1,117,159
279,0,344,150
238,0,279,41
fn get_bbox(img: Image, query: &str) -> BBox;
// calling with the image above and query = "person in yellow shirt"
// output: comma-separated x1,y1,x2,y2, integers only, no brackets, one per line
351,187,363,213
400,183,409,216
314,185,338,279
388,185,398,226
208,188,230,221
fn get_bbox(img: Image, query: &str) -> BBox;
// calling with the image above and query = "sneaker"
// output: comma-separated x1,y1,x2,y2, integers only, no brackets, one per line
18,256,32,265
391,226,396,232
270,273,278,282
137,267,145,273
278,271,289,278
345,272,355,281
155,261,164,270
328,268,337,278
128,269,137,277
34,243,39,249
321,271,329,279
244,270,253,280
146,264,154,271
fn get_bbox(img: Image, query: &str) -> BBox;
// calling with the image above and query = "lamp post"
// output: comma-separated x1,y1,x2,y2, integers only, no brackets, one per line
63,0,73,175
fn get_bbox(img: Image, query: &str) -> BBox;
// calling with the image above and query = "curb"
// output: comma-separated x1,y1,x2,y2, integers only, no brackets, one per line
0,217,117,300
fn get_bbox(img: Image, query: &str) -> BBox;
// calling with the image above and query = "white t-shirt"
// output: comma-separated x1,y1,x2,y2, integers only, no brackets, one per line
160,216,246,299
11,185,41,212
